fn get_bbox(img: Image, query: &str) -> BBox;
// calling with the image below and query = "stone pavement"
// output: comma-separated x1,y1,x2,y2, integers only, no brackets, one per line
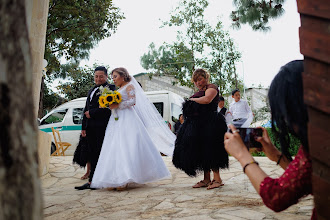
42,156,313,220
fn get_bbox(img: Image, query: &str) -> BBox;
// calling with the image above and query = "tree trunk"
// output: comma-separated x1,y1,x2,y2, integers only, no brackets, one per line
0,0,43,219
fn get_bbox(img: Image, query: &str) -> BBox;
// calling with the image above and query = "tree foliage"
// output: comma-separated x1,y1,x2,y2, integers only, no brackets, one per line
141,0,242,94
140,42,195,87
56,64,112,100
41,83,66,117
45,0,124,80
230,0,285,31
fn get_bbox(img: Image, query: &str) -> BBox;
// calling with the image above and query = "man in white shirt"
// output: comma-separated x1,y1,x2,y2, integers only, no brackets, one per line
228,89,253,128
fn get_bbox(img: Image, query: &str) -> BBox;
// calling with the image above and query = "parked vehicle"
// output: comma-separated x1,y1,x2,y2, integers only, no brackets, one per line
144,90,184,131
39,91,184,155
39,97,85,155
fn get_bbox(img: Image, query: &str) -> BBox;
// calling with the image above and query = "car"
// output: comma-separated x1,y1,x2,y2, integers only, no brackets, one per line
39,91,184,155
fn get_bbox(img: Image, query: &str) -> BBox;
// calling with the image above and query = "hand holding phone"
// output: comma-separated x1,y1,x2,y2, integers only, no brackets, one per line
229,128,263,149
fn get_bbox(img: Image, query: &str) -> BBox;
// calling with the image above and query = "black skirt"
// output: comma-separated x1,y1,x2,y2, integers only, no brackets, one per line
72,135,90,168
172,100,229,176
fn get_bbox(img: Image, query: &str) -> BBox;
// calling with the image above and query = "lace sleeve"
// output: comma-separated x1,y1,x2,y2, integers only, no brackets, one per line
118,84,136,109
259,146,312,212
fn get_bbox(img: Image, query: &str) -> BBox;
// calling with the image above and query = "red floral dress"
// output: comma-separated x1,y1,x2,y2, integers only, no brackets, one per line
259,146,316,219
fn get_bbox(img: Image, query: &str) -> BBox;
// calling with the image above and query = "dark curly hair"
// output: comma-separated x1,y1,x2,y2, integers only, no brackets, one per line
111,67,131,82
268,60,307,160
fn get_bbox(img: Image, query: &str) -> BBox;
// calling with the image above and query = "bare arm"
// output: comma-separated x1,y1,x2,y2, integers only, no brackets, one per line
190,88,217,104
224,124,268,193
256,127,290,170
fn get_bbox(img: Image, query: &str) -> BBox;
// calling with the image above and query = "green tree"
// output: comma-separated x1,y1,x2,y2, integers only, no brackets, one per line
40,83,66,117
202,21,243,95
230,0,285,31
140,42,195,87
46,0,125,79
141,0,242,94
56,64,112,100
162,0,210,69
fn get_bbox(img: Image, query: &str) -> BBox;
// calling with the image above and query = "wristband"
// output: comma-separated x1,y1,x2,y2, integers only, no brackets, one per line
243,161,259,173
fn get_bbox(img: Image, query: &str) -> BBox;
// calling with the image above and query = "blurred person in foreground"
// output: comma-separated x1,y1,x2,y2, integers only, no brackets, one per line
224,60,316,219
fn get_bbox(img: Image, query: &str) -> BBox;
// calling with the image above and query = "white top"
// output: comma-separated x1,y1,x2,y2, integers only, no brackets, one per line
228,99,253,119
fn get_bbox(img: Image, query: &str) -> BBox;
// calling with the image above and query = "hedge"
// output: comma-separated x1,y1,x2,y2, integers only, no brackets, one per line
251,128,301,157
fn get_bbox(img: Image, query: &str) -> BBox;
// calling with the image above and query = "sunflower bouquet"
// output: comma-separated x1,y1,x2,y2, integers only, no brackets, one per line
98,86,122,120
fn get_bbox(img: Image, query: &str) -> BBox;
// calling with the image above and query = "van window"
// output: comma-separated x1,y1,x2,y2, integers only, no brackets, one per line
73,108,84,124
40,109,68,125
171,103,182,122
153,102,164,117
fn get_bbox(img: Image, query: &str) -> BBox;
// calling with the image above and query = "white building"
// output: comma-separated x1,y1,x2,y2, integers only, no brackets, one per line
134,73,194,99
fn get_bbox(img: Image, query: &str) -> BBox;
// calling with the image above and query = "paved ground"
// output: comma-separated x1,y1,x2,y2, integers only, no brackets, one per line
42,156,313,220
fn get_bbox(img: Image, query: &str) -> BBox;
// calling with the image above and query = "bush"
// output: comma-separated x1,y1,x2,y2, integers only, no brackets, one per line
251,128,301,157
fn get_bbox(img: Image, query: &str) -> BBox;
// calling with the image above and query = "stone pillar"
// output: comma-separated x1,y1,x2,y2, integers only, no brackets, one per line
25,0,52,176
27,0,49,119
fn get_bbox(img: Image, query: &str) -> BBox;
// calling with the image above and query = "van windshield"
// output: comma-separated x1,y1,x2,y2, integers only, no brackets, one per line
40,109,68,125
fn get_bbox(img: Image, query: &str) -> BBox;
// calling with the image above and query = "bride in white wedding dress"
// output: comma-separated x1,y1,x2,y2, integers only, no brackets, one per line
91,67,175,189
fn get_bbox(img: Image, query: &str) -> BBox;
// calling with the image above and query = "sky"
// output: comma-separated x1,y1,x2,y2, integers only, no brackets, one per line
79,0,303,88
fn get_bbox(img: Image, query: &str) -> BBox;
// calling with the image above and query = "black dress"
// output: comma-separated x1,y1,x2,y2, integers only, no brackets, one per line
172,84,229,176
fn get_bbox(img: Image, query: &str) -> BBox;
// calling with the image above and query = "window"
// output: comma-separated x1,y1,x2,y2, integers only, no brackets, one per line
171,103,182,122
72,108,84,124
153,102,164,117
40,109,68,125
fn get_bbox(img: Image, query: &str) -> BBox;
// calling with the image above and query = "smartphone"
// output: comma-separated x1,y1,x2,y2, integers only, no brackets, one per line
230,128,263,149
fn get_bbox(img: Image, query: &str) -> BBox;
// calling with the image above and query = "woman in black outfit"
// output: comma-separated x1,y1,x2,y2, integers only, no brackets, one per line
172,69,228,190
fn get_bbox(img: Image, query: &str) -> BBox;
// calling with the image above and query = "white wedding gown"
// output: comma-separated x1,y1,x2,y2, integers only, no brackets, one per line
91,82,171,188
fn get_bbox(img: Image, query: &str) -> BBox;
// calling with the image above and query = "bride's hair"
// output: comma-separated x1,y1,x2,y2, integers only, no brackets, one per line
111,67,131,82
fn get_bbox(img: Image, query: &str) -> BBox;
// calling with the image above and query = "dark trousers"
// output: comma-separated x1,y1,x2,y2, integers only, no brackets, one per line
86,126,107,183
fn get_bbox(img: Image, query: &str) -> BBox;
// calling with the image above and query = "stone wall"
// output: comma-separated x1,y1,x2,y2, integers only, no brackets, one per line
37,130,52,176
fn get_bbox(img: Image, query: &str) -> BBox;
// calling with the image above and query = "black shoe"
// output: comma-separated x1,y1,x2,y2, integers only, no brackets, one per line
75,183,94,190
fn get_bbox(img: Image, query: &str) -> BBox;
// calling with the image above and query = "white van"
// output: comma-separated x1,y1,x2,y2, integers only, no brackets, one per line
39,91,184,155
145,90,184,131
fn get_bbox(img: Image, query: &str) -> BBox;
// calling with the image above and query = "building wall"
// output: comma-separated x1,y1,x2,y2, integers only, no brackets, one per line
134,73,194,99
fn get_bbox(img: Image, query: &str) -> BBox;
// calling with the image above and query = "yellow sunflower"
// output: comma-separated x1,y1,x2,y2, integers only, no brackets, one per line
114,91,122,103
105,94,115,105
99,96,107,108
